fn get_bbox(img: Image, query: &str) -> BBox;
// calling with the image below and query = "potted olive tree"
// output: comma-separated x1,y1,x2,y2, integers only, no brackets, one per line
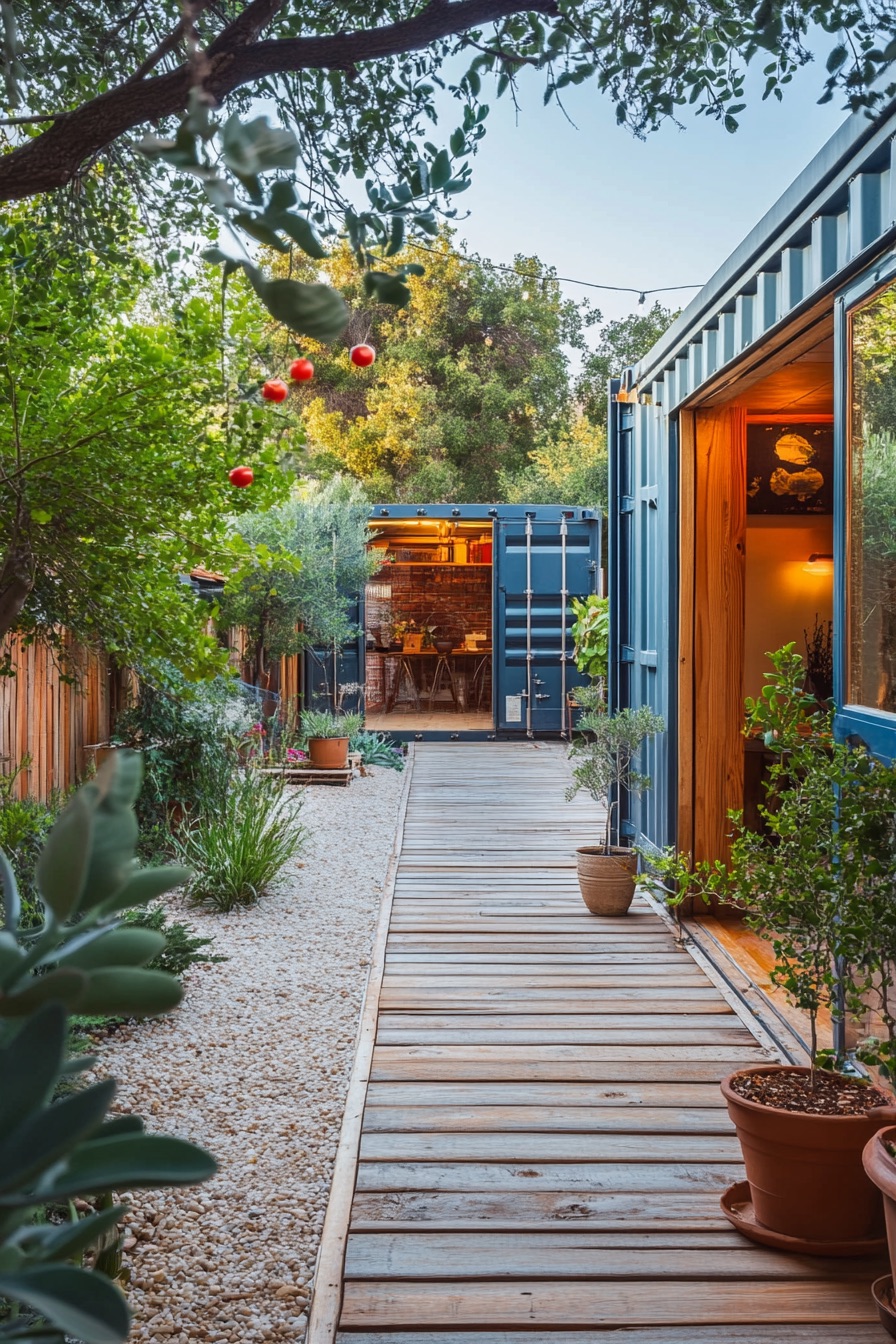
566,688,664,916
643,645,896,1252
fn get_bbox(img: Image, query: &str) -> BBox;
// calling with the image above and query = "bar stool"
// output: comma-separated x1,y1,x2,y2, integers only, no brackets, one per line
386,654,420,712
471,655,491,709
428,654,460,710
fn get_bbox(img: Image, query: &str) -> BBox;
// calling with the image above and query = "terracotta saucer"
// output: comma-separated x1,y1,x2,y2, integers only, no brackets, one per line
721,1180,888,1257
872,1275,896,1340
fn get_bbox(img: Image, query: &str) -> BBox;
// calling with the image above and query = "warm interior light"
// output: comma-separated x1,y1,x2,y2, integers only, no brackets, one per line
803,552,834,576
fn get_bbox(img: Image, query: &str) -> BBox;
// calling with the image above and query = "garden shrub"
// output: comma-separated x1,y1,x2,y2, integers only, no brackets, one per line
113,661,255,841
175,769,306,912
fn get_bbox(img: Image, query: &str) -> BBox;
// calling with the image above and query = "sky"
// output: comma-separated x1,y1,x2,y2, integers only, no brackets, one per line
446,56,848,329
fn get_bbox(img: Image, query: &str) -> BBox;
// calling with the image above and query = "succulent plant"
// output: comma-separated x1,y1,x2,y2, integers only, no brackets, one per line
0,750,216,1344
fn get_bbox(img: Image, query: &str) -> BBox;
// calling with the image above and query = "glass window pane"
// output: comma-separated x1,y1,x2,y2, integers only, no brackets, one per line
848,282,896,713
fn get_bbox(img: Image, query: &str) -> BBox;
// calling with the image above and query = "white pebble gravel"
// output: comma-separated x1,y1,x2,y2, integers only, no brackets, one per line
93,766,406,1343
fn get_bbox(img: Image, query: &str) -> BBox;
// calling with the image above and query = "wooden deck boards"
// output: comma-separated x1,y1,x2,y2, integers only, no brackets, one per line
309,742,885,1342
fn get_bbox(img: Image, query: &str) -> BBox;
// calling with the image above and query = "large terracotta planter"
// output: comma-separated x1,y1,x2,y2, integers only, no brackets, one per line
864,1126,896,1283
307,736,349,769
575,846,636,916
721,1064,896,1244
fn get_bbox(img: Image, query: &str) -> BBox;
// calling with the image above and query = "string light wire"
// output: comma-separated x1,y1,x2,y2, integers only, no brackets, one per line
405,240,704,302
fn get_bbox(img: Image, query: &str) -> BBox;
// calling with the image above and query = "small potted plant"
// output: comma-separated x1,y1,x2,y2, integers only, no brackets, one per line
566,688,664,916
642,645,896,1251
300,708,351,770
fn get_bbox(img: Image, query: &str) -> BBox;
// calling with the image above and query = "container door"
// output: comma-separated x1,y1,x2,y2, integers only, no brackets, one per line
493,513,600,734
609,388,674,852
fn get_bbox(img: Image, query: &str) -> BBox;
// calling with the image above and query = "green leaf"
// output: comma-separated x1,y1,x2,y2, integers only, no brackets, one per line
1,969,88,1016
76,753,143,911
826,44,848,71
0,1079,117,1194
18,1134,217,1204
0,851,20,935
98,866,191,917
59,927,166,971
363,271,412,307
0,1265,129,1344
221,114,299,180
430,149,452,191
0,930,22,982
268,179,297,211
22,1205,125,1264
0,1004,66,1133
247,272,348,342
232,212,289,252
275,213,328,260
73,967,182,1018
35,792,93,922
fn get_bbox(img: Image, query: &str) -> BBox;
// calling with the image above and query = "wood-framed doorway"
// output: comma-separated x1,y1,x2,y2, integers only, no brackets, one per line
676,327,835,870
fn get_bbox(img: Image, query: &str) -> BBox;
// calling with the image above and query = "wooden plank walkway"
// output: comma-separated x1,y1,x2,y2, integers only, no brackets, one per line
309,741,885,1342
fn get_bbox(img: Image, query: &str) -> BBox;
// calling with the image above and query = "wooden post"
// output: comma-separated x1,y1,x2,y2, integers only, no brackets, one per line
693,405,747,867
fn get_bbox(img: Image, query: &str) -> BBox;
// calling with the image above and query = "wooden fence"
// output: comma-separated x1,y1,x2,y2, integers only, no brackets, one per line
0,632,304,802
0,636,129,801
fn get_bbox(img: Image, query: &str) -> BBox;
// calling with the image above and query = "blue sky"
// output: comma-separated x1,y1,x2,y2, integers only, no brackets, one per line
449,57,848,328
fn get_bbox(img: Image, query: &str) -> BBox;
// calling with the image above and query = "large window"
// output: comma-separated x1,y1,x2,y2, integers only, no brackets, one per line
848,279,896,714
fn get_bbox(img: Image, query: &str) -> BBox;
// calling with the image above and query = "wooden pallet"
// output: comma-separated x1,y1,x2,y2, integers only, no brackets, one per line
257,765,353,787
307,742,886,1343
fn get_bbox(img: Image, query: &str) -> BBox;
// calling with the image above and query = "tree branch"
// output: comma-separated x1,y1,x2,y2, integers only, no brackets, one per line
0,0,557,201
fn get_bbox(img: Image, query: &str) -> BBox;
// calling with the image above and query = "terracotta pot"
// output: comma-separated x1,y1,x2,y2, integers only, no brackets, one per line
864,1126,896,1284
721,1064,896,1243
307,736,349,769
575,846,636,916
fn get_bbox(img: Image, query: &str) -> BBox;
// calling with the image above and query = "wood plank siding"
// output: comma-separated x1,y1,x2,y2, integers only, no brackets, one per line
307,741,885,1341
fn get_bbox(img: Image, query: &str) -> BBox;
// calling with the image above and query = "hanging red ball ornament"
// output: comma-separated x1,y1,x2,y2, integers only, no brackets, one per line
289,357,315,382
261,379,288,402
229,466,254,488
349,343,376,368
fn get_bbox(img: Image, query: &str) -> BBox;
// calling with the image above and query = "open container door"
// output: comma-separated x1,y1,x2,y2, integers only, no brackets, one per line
493,511,600,735
609,386,675,851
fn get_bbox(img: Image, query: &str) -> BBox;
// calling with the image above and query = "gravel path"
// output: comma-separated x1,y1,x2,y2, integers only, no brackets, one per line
96,765,406,1344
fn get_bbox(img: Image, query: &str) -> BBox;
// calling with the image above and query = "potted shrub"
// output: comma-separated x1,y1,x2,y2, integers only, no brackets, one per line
642,644,896,1251
566,689,664,916
300,708,351,770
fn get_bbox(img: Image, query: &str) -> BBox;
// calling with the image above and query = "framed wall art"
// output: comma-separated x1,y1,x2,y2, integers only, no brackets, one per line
746,417,834,515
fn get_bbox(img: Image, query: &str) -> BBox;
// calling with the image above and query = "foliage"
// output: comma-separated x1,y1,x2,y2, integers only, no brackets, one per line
0,762,63,927
640,645,896,1069
743,641,818,746
349,730,405,771
112,665,254,837
122,904,225,979
2,2,893,345
804,614,834,705
218,475,376,685
570,596,610,681
498,415,608,512
175,770,305,913
301,709,363,741
0,751,216,1344
0,209,294,673
567,690,664,852
577,304,678,421
267,236,586,501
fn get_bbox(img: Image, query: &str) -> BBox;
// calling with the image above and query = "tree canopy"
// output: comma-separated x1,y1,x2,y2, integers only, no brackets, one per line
254,235,586,500
0,207,291,674
2,2,893,336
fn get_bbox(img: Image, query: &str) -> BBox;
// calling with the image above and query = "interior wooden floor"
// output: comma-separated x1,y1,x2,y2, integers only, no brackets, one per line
311,742,885,1342
365,709,493,733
